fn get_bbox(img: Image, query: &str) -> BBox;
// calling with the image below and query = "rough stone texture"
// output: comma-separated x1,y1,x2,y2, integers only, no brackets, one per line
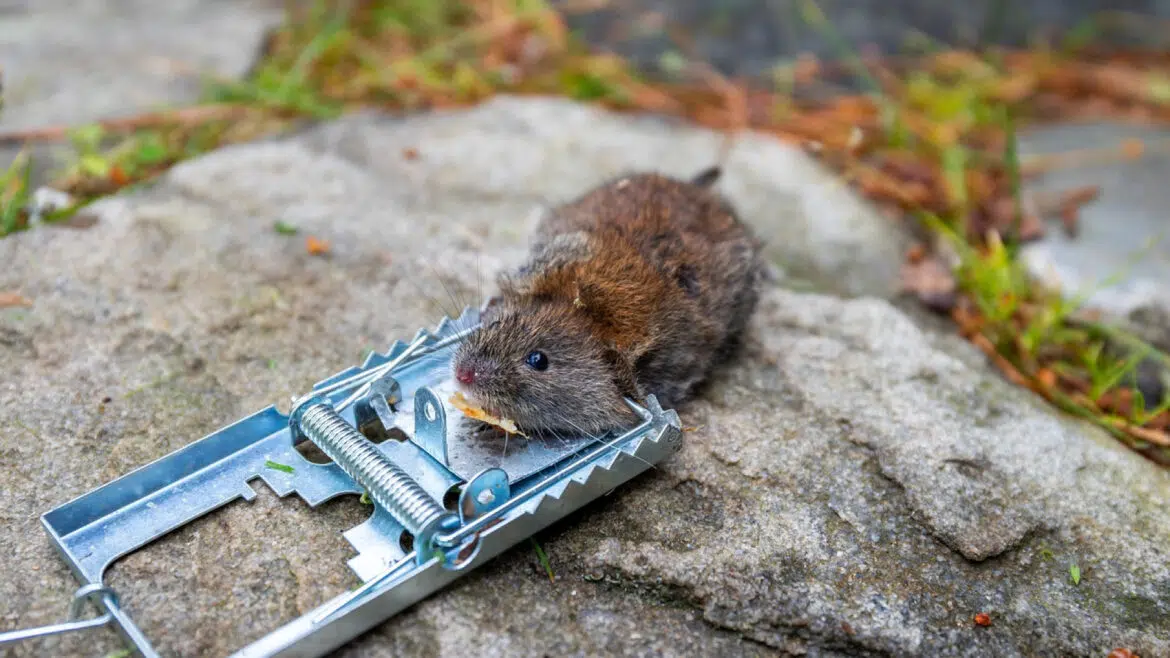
1,97,1167,657
294,97,906,299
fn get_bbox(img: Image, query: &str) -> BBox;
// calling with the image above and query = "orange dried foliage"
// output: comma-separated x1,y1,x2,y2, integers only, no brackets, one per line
306,236,330,255
0,292,33,308
793,53,820,85
900,255,956,311
1109,418,1170,447
1121,138,1145,159
1036,368,1057,390
109,165,130,186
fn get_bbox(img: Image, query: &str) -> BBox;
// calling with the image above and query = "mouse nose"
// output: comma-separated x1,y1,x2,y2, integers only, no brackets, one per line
455,364,476,385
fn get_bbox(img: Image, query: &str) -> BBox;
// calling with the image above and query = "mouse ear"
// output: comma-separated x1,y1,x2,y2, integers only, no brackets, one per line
497,270,533,297
571,280,605,318
690,166,721,188
573,278,654,356
526,231,593,275
480,295,504,322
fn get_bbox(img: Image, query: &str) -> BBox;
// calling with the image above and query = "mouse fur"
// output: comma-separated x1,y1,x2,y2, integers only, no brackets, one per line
450,166,764,437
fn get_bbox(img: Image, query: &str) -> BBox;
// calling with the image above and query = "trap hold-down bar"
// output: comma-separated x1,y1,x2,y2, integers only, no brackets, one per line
0,305,682,657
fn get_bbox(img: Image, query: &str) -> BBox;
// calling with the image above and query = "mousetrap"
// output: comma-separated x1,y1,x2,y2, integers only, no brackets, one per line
0,306,682,657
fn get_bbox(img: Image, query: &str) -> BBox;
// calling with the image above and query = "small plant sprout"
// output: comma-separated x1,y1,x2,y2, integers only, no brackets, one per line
265,459,295,474
531,538,554,582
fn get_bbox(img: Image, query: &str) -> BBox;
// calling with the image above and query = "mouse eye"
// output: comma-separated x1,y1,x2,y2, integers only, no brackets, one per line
524,350,549,371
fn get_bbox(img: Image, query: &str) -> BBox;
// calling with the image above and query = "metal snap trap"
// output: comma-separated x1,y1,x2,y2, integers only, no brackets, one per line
0,305,683,657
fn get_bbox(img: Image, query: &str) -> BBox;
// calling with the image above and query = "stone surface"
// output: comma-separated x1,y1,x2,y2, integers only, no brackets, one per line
0,0,281,130
1019,121,1170,324
1,97,1168,657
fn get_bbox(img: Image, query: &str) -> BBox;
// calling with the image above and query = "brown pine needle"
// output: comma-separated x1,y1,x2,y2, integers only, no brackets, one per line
0,104,257,144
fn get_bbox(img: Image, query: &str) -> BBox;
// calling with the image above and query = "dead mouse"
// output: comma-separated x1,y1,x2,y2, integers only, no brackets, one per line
449,166,764,437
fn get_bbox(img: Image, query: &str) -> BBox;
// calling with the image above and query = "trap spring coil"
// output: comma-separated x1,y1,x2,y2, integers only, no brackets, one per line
292,398,455,560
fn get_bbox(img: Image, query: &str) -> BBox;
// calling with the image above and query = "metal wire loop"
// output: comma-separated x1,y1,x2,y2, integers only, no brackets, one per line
0,583,119,647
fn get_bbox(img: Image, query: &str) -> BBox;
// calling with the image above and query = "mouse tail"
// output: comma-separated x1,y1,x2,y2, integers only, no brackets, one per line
693,123,740,188
691,166,722,188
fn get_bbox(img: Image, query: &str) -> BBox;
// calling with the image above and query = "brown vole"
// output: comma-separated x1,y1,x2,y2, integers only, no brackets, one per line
449,166,763,436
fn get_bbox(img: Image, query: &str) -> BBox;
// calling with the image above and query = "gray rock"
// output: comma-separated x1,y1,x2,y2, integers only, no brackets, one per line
1,0,281,131
1,97,1167,658
1018,121,1170,324
295,98,907,298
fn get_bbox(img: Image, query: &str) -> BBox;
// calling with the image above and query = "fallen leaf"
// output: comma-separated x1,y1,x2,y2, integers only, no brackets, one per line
1054,185,1101,237
0,292,32,308
1096,387,1135,417
973,612,991,627
402,147,420,160
109,164,130,186
792,52,820,85
900,255,956,312
988,196,1045,242
1036,368,1057,389
1059,204,1080,238
1121,138,1144,160
1108,648,1139,658
1060,185,1102,208
1114,420,1170,447
1055,369,1092,395
969,332,1032,388
950,302,984,337
306,236,330,255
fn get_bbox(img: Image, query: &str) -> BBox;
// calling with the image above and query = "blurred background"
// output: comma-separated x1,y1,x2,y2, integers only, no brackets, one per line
562,0,1170,79
3,0,1170,460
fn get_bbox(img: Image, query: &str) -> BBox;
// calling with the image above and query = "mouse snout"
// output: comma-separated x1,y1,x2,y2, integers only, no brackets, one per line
455,363,476,385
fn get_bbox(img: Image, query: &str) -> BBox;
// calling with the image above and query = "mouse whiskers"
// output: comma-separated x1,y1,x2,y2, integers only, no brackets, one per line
476,250,484,311
562,418,659,472
546,428,576,454
399,258,458,321
429,260,466,319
